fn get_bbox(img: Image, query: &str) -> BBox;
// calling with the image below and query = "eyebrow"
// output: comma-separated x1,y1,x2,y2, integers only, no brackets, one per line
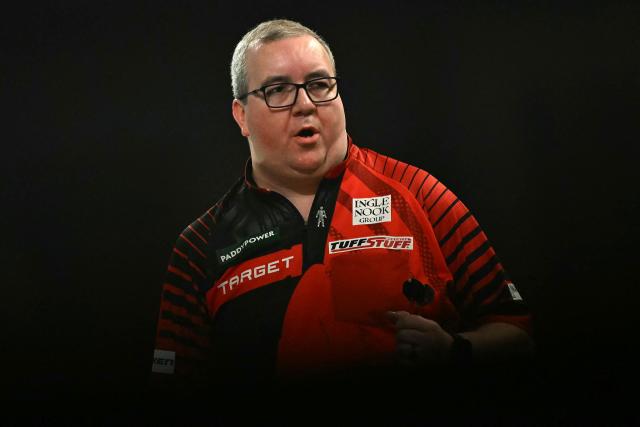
259,70,331,87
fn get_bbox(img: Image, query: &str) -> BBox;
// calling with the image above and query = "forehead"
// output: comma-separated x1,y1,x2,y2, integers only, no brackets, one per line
245,35,334,85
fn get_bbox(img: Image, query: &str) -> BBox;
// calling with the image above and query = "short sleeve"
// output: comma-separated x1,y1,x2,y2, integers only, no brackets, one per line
418,176,532,335
150,216,215,390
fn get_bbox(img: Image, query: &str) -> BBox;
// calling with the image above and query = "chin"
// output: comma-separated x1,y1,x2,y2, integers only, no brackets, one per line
290,159,331,176
290,163,324,176
289,153,327,175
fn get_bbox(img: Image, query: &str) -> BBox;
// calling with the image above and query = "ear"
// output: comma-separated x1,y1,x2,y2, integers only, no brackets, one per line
232,99,250,137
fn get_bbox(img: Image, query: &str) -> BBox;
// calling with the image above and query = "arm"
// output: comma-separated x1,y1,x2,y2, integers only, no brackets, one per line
150,216,214,391
459,321,534,362
387,311,533,366
391,170,533,366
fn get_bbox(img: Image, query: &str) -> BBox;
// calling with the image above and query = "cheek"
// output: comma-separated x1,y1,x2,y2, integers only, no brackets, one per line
321,104,346,135
248,113,288,151
328,97,346,119
249,108,285,135
247,111,269,139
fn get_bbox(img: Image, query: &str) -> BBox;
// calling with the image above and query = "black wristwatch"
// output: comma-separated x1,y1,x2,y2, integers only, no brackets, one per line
448,333,473,367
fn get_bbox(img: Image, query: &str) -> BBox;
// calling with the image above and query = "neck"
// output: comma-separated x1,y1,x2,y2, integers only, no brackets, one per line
252,166,321,199
251,138,348,198
252,169,319,221
249,135,349,218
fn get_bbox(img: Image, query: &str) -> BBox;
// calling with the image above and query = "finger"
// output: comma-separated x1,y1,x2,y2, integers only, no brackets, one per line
385,310,410,325
396,328,429,346
395,313,439,332
385,311,398,324
396,342,414,358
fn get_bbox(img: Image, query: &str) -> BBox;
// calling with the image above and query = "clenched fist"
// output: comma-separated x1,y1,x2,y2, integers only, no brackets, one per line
386,310,454,367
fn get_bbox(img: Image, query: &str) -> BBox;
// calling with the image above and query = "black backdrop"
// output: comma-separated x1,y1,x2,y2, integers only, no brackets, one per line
3,0,639,423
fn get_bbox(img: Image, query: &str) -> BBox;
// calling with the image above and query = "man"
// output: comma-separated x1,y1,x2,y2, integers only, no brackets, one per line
151,19,533,395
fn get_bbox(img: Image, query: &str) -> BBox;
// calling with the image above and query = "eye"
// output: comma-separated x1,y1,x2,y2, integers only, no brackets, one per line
307,80,330,91
264,84,288,96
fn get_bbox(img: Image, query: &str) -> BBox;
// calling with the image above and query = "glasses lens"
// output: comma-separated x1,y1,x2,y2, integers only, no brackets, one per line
306,78,338,102
264,84,297,107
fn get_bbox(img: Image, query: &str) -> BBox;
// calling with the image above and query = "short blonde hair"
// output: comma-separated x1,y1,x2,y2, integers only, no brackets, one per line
230,19,336,101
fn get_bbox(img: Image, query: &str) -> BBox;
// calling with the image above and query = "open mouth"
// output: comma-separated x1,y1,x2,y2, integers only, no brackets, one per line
297,128,317,138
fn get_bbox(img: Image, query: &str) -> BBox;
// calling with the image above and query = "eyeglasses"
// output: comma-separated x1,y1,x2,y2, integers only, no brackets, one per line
237,77,340,108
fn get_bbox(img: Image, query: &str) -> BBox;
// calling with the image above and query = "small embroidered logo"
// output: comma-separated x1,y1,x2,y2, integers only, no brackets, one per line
507,283,523,301
316,206,327,228
152,349,175,375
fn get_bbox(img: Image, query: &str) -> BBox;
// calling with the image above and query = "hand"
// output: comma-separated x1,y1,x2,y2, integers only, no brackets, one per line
386,310,454,367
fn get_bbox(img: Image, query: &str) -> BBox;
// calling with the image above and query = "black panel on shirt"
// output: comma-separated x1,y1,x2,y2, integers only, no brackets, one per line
201,172,345,383
209,277,299,389
303,173,342,269
206,178,304,278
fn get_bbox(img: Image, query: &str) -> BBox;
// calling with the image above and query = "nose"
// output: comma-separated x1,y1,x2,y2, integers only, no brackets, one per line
292,86,316,116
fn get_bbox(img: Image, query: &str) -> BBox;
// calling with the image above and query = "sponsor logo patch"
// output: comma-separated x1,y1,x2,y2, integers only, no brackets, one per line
216,252,298,296
152,349,175,375
352,195,392,225
328,235,413,254
208,245,303,316
216,228,280,266
507,282,523,301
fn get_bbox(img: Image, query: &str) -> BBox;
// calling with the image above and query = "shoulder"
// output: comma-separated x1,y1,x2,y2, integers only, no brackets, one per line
351,145,456,208
173,177,245,258
351,145,434,195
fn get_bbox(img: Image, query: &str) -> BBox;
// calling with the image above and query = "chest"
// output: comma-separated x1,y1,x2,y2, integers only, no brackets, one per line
205,167,454,324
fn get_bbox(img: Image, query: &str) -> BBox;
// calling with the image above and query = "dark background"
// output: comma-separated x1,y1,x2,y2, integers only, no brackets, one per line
3,0,639,423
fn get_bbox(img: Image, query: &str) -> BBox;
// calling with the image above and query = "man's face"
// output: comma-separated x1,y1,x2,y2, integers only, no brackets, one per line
232,35,347,183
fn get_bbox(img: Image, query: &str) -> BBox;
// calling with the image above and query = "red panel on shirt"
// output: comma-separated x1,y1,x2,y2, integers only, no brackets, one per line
206,245,303,317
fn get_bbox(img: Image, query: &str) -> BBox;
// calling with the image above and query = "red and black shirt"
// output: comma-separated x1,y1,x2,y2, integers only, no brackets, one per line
151,139,531,388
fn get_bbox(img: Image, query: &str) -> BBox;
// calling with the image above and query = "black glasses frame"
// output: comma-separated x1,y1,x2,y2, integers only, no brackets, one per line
237,76,340,108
